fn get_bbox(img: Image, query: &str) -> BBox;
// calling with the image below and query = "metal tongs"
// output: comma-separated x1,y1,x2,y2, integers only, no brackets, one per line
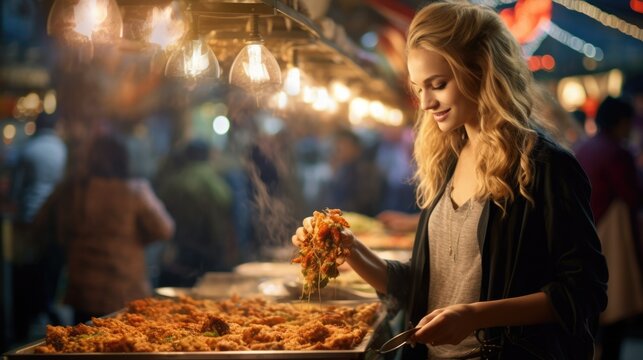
376,326,420,354
376,326,487,358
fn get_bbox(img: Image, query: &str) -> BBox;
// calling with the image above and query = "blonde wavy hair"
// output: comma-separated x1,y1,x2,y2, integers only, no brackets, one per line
408,0,538,212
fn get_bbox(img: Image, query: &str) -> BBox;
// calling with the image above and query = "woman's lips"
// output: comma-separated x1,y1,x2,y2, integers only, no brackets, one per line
433,108,451,122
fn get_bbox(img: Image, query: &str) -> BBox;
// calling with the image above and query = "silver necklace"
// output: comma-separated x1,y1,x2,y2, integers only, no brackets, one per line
448,187,473,262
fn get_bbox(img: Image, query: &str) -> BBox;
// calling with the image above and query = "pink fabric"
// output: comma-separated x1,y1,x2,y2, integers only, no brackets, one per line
597,200,643,325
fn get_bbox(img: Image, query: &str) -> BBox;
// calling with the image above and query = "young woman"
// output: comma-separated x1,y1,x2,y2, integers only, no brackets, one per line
292,1,607,358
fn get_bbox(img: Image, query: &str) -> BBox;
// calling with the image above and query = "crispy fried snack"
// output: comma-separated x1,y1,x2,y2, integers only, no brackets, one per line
33,296,379,353
291,208,351,298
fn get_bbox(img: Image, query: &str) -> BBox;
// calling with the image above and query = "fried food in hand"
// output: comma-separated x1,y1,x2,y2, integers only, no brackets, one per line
291,208,351,298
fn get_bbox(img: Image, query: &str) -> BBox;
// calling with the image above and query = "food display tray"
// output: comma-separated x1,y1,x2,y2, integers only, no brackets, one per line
4,346,380,360
3,300,388,360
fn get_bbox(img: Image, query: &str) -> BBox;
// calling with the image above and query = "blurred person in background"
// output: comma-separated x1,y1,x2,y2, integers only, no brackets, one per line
156,139,237,287
575,96,643,360
374,125,421,235
293,2,607,358
294,135,333,214
34,134,174,324
571,109,587,136
532,83,586,150
623,74,643,169
323,128,385,217
9,112,67,344
375,125,418,213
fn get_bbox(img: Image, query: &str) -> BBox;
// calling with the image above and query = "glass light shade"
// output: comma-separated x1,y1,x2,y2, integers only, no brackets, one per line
165,39,220,79
148,3,187,51
229,43,282,95
47,0,123,45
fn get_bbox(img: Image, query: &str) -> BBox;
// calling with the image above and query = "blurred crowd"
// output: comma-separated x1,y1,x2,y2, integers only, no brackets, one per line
0,84,420,350
2,78,643,360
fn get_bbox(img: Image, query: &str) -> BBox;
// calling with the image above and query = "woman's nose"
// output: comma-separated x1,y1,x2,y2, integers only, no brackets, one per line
421,93,438,111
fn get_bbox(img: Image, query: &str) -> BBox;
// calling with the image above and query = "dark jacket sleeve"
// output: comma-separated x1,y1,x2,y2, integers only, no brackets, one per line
539,147,608,336
382,208,432,322
385,259,412,304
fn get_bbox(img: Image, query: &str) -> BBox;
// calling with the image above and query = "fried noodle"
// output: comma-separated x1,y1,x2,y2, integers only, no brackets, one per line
291,209,351,299
34,296,379,353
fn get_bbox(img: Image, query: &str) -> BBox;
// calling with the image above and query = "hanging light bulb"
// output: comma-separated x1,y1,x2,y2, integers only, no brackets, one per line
165,39,220,79
283,66,301,96
330,81,352,103
283,49,303,96
270,91,289,110
47,0,122,45
165,14,220,80
148,2,187,51
312,87,337,112
229,15,281,95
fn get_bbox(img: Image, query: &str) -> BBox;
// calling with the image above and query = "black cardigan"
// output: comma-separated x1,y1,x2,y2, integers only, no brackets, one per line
385,135,608,359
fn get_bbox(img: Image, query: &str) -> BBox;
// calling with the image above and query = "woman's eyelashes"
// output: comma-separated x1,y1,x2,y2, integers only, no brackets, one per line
417,82,446,94
432,82,446,90
412,81,446,96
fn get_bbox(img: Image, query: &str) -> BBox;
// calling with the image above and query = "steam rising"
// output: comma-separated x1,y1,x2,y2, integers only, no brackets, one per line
244,141,300,260
248,164,296,250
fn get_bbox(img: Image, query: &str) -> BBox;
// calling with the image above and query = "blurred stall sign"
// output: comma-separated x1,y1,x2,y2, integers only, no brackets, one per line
0,65,50,89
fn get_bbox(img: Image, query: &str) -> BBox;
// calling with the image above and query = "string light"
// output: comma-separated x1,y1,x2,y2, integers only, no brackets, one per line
3,124,17,142
471,0,517,7
542,20,604,60
553,0,643,41
632,0,643,14
522,30,548,57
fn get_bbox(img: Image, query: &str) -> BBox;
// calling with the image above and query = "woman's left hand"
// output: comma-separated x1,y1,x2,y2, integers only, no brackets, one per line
411,303,478,346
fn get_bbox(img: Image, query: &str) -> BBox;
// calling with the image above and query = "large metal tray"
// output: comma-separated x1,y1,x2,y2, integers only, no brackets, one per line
3,300,388,360
4,345,380,359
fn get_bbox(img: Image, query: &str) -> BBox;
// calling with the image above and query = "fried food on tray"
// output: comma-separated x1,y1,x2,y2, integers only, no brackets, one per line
33,296,379,353
291,208,351,298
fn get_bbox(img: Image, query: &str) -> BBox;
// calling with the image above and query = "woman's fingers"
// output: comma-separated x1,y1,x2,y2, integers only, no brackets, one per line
340,228,354,247
294,216,354,250
292,226,308,247
416,309,440,328
303,217,313,232
291,234,301,247
412,304,476,346
413,311,441,341
292,217,314,248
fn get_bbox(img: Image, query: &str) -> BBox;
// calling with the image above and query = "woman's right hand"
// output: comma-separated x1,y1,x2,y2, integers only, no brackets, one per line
291,216,356,264
291,216,313,248
291,214,389,293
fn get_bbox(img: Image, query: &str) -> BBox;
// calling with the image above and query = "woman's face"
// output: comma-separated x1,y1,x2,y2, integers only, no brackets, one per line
407,47,478,132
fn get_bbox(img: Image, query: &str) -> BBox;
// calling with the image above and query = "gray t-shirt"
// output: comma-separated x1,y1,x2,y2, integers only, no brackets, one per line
427,179,484,359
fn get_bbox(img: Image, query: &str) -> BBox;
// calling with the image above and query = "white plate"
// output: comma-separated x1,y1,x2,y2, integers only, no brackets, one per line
234,262,301,278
